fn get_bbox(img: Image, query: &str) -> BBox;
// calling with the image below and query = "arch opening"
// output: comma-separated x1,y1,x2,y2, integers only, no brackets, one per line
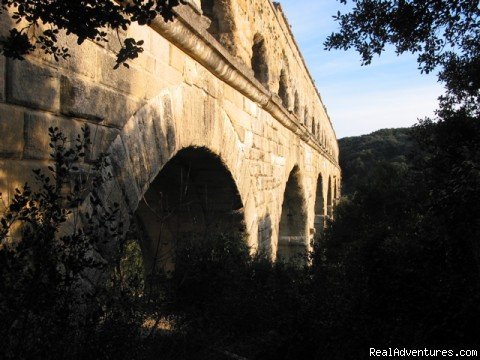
327,176,333,218
294,91,301,118
277,167,308,264
257,213,273,257
200,0,236,54
313,174,325,240
133,147,245,274
251,34,269,88
278,68,290,109
304,108,310,128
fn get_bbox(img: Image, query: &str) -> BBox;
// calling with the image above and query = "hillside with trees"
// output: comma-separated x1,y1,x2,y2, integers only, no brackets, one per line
339,128,416,195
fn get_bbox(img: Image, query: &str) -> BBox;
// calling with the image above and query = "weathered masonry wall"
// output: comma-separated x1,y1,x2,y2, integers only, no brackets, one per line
0,0,341,261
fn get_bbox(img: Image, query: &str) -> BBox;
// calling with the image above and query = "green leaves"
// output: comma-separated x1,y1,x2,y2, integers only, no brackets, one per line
0,0,182,68
0,125,128,359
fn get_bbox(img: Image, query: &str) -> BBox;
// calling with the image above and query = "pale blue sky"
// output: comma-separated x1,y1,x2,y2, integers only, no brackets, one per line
279,0,445,138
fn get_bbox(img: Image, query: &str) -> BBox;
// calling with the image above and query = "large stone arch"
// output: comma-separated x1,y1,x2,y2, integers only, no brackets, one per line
276,165,308,264
134,146,245,274
94,85,259,260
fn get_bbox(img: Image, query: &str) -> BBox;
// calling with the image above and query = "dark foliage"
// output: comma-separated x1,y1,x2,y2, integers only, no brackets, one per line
153,233,311,359
0,0,183,68
312,108,480,358
157,111,480,357
0,128,155,360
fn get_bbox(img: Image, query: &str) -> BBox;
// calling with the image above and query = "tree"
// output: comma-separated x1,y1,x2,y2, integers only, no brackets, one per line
338,128,415,195
321,1,480,353
0,0,183,68
325,0,480,114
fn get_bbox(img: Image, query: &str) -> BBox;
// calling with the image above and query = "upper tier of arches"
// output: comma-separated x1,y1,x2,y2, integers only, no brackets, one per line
197,0,338,160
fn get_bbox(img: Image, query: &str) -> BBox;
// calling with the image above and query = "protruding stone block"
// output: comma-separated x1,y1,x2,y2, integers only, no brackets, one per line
60,75,141,128
0,104,24,157
169,44,185,73
23,111,83,160
7,59,60,112
0,159,49,202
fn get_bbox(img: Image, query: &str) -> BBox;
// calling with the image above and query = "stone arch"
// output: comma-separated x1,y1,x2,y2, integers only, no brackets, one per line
94,85,259,268
257,212,273,257
200,0,237,54
313,174,325,238
327,176,333,217
334,177,340,206
134,146,245,274
294,91,301,118
304,108,310,128
278,68,290,110
277,166,308,264
251,33,269,88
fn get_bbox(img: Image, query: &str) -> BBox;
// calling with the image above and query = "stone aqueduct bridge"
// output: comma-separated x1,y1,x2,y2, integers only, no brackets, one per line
0,0,340,264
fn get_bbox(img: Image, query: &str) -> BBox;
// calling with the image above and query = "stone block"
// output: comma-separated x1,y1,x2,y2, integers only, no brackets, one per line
0,104,24,158
64,37,98,79
183,57,199,86
85,124,120,161
23,111,83,160
27,31,97,80
169,44,186,73
244,97,258,117
154,56,183,87
150,33,170,65
97,50,142,95
0,159,48,202
7,59,60,112
108,136,141,212
60,75,141,128
127,23,152,53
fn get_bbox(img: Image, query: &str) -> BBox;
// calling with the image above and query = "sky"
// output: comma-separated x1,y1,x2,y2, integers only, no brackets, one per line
279,0,445,138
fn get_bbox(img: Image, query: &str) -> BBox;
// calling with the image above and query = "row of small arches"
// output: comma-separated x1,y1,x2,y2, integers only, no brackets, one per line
199,1,334,155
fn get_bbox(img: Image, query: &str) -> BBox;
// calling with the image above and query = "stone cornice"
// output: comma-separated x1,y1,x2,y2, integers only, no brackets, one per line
149,3,339,168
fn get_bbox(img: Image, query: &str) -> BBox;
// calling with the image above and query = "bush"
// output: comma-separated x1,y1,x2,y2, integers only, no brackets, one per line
0,127,150,360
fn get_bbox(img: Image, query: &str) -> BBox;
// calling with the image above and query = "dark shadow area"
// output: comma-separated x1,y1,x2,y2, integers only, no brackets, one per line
313,174,325,239
304,108,309,129
277,166,307,264
278,68,290,109
200,0,237,54
327,176,333,217
293,91,301,119
134,147,245,274
251,33,269,88
257,213,273,257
